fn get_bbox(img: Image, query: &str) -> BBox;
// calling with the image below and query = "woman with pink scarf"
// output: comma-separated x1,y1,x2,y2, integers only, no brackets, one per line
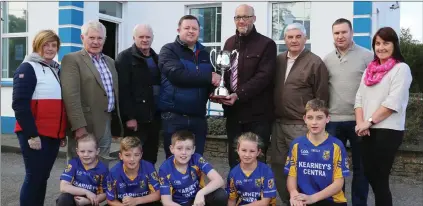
354,27,412,206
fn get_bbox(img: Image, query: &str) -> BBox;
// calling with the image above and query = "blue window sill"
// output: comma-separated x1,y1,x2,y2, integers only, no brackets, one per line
1,80,13,87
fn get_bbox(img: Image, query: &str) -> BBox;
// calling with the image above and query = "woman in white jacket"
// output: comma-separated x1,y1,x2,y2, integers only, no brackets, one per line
354,27,412,206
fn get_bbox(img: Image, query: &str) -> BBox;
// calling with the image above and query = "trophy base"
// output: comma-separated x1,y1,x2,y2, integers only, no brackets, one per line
213,87,229,98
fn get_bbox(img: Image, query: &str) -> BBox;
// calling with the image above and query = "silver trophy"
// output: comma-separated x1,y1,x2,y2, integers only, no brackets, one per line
210,49,239,97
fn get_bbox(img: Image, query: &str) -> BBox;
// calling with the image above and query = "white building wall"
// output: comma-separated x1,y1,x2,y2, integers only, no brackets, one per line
1,87,14,117
309,2,353,58
373,2,401,35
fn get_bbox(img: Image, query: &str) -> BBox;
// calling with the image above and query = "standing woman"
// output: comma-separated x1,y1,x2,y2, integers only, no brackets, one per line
12,30,67,206
354,27,412,206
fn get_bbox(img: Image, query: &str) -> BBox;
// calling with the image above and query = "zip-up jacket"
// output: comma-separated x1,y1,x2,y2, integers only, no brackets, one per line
12,53,67,139
158,36,213,117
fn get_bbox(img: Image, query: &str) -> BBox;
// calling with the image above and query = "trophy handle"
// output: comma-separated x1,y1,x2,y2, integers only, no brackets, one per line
210,48,217,71
231,50,239,60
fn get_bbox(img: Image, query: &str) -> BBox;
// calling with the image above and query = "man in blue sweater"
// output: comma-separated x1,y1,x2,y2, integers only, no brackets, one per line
158,15,221,158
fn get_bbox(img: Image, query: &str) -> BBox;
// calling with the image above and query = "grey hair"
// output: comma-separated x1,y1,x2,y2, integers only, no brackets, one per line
132,24,154,37
81,20,106,37
284,22,307,37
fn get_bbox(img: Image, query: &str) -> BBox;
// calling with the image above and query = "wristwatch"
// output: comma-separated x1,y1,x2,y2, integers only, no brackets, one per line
368,117,375,125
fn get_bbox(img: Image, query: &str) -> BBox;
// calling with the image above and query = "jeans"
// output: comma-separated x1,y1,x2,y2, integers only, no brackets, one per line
17,132,60,206
226,117,271,168
326,121,369,206
161,112,207,158
360,128,403,206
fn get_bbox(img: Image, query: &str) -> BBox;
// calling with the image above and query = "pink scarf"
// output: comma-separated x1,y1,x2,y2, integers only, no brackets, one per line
364,58,397,86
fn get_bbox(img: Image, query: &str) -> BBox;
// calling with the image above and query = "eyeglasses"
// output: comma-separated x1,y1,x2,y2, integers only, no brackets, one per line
234,16,254,21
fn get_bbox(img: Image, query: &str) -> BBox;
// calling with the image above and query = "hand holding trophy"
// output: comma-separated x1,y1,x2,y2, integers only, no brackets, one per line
209,48,239,99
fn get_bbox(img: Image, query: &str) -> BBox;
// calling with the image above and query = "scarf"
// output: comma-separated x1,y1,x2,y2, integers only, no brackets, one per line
364,58,397,86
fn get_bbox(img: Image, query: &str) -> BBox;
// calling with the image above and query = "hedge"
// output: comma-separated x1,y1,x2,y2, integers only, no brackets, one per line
207,94,423,144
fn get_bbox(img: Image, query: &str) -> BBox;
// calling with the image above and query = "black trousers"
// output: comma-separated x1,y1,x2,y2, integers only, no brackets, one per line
56,193,163,206
181,188,228,206
309,200,347,206
360,128,404,206
125,114,161,165
226,117,271,168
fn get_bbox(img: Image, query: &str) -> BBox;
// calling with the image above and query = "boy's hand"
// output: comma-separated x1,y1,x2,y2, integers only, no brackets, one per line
122,196,137,206
85,191,99,205
294,193,317,205
74,196,90,206
289,199,305,206
193,191,206,206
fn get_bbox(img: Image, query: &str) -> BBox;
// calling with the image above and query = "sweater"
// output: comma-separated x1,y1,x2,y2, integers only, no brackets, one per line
354,62,412,131
324,43,373,121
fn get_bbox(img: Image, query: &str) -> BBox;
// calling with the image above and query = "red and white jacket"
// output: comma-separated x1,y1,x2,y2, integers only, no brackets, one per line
12,53,67,139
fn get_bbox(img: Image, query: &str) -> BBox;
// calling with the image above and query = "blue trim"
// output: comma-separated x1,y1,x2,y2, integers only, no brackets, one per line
353,1,372,15
59,27,82,44
1,81,13,87
58,46,82,61
1,116,16,134
59,9,83,26
59,1,84,8
354,36,372,50
353,18,372,33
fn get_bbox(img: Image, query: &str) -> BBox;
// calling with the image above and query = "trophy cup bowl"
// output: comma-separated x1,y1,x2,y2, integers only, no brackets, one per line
210,49,232,98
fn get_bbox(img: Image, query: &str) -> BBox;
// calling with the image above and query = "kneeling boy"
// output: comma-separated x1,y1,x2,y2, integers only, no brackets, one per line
106,136,161,206
285,99,350,206
57,134,109,206
159,130,227,206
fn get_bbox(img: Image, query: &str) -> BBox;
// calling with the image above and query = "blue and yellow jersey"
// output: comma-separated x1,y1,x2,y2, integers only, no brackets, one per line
158,153,213,205
60,157,109,194
284,134,350,203
226,161,277,206
106,160,160,202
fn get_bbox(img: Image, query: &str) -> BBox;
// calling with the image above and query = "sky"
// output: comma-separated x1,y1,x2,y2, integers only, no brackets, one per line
401,2,423,42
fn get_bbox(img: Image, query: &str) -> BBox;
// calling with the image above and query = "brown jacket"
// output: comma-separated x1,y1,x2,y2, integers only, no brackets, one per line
60,49,123,139
222,26,277,123
274,49,329,124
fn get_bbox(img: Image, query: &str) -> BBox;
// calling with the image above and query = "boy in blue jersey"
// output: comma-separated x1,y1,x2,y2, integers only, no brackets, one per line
57,134,109,206
158,130,227,206
106,136,161,206
285,99,350,206
227,132,277,206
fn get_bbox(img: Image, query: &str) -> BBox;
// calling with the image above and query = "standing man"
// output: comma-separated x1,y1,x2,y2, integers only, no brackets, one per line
115,24,161,165
271,23,329,205
218,4,276,168
61,20,122,165
158,15,221,158
324,18,373,206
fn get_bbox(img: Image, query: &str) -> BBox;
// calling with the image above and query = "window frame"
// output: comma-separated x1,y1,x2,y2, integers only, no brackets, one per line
186,4,222,49
1,1,29,81
269,1,312,53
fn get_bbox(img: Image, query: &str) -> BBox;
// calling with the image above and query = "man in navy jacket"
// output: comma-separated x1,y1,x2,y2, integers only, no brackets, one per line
158,15,221,157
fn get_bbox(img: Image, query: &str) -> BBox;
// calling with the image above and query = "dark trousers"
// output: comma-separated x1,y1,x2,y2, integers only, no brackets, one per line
309,200,347,206
56,193,162,206
161,112,207,158
125,114,161,165
17,132,60,206
181,188,228,206
326,121,369,206
360,128,403,206
226,117,271,168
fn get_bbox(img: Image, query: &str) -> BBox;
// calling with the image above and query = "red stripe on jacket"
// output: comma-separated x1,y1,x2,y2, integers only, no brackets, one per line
15,99,67,138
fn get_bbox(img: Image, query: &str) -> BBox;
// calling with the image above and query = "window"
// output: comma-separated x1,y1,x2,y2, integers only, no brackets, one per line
99,2,123,18
271,2,311,54
189,6,222,53
1,2,28,80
